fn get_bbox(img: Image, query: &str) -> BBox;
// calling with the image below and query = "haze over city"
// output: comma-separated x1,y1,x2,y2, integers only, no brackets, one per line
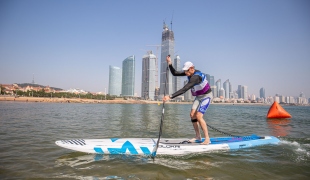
1,0,309,98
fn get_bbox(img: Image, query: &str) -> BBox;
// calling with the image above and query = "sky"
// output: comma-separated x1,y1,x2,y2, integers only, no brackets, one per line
1,0,309,98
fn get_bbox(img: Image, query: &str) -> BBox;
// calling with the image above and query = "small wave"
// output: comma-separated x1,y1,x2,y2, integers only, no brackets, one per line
280,140,300,147
55,174,125,180
296,148,306,153
304,144,310,147
279,140,310,163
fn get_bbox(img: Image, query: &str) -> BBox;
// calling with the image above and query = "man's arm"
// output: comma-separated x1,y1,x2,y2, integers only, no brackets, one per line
168,64,186,76
170,75,201,99
166,55,185,76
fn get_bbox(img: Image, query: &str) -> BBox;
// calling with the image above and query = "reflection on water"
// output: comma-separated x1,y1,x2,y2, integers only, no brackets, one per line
55,151,220,173
267,118,292,137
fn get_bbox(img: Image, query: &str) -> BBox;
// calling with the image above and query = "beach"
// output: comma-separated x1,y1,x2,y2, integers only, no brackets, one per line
0,96,271,105
0,96,190,104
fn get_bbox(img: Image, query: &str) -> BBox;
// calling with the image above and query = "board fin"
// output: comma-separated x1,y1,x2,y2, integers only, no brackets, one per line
267,101,291,119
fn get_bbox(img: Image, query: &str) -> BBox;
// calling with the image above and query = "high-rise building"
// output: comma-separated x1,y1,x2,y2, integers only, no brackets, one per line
160,22,174,97
141,51,156,100
279,95,286,103
242,85,248,100
251,94,256,101
109,65,122,96
216,79,221,98
230,91,238,99
122,55,135,97
286,96,290,103
223,79,230,99
274,96,280,103
237,85,249,100
173,55,181,93
300,92,305,98
219,88,225,98
210,76,215,86
206,74,211,85
237,85,243,99
260,87,265,98
211,86,217,98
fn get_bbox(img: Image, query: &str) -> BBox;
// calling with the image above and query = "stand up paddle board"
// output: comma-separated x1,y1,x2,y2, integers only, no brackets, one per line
55,134,280,155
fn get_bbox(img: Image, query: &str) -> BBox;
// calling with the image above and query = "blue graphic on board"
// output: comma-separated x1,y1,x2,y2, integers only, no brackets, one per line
111,138,119,142
140,147,151,155
94,140,151,155
108,141,139,154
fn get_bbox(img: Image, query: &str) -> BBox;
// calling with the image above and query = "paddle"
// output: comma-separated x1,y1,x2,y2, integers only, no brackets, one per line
151,55,170,159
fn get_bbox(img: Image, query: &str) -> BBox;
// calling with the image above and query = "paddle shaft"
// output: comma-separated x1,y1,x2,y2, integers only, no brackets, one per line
152,57,170,158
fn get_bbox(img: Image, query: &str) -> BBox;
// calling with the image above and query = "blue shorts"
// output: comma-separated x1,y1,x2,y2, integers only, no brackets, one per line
192,93,213,114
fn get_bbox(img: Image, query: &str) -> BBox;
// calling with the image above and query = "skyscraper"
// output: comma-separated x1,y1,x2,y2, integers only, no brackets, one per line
141,51,156,100
219,88,225,98
160,22,174,97
206,74,211,85
211,86,217,98
259,87,265,98
109,66,122,96
216,79,221,98
210,76,215,86
242,85,248,100
223,79,230,99
173,55,181,93
238,85,242,99
122,55,135,97
237,85,248,100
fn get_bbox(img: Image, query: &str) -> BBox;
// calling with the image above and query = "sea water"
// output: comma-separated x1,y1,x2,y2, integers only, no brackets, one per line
0,102,309,179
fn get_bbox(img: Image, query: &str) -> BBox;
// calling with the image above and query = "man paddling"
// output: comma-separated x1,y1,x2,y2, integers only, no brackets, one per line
163,55,213,145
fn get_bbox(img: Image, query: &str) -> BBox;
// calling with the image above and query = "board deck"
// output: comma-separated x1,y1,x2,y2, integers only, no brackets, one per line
55,135,280,155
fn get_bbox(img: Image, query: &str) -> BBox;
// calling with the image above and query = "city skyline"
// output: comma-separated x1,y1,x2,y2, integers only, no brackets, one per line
1,0,309,98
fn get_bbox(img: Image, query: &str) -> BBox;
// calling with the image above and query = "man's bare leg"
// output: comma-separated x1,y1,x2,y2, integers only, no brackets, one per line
188,109,202,142
196,112,210,145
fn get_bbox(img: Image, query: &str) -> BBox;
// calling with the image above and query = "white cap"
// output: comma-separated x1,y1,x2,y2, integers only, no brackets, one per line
182,61,194,71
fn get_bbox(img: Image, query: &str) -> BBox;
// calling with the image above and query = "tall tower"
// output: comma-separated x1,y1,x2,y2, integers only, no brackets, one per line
173,55,181,92
206,74,211,85
109,66,122,96
122,55,135,97
223,79,230,99
210,76,215,86
259,87,265,98
242,85,248,100
141,51,156,100
216,79,221,98
238,85,242,99
160,22,174,97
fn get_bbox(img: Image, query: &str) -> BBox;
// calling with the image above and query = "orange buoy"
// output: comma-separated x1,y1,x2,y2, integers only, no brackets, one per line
267,101,292,119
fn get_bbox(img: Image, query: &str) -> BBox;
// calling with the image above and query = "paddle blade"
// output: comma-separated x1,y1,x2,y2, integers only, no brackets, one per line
151,150,157,158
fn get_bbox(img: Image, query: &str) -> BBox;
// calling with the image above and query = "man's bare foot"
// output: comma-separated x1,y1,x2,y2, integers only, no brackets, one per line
200,140,211,145
188,137,202,143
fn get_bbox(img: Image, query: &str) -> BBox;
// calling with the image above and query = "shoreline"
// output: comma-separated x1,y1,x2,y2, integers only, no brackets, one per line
0,96,271,105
